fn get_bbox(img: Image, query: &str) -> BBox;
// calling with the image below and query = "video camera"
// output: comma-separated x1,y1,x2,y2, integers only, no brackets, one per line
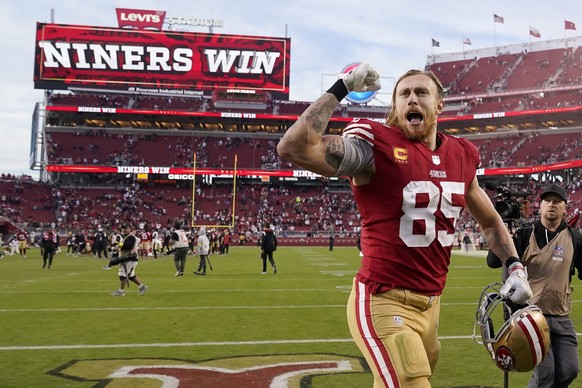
108,253,138,267
484,181,532,269
484,181,526,222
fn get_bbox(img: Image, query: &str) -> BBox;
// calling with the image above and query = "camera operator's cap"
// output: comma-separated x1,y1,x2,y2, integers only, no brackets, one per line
540,183,568,202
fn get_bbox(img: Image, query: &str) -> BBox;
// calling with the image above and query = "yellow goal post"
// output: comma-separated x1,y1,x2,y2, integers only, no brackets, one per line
190,152,238,229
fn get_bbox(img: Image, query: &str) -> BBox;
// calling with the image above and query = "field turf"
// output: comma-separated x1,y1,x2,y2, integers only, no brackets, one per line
1,246,581,387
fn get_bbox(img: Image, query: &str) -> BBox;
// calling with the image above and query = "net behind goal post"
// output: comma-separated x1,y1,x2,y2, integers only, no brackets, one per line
190,152,238,229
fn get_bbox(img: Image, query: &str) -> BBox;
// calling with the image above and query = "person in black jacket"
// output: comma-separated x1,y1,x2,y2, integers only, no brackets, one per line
488,183,581,387
41,228,58,269
259,224,277,274
94,227,108,260
329,233,335,251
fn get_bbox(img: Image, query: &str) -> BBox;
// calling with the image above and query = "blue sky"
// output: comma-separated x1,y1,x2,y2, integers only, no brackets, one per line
0,0,579,178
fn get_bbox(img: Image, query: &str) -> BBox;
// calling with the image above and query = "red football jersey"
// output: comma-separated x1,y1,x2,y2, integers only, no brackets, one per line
140,231,152,242
343,119,480,295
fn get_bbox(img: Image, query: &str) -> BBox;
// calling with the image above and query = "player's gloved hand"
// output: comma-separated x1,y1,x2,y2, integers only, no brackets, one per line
499,261,532,304
339,63,381,92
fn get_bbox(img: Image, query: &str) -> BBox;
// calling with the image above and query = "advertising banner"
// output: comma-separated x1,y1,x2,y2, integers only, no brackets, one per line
34,23,291,98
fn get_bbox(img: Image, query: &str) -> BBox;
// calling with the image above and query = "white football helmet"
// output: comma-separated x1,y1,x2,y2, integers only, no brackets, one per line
473,282,550,372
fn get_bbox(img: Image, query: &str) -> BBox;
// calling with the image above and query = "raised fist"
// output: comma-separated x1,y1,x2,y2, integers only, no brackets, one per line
339,63,381,93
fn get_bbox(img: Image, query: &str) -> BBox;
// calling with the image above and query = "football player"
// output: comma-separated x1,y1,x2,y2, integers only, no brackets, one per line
17,230,27,258
277,63,532,387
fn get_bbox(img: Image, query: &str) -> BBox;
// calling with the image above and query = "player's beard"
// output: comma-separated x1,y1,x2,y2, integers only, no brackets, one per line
397,111,438,141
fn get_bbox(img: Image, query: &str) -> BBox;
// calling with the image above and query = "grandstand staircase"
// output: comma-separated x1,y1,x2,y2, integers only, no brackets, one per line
491,55,523,92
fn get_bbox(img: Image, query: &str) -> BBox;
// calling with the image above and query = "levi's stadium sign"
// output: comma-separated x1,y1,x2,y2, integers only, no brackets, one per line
33,23,291,98
115,8,166,30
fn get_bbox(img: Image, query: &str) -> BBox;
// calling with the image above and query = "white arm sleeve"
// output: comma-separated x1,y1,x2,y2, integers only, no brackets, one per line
333,136,374,177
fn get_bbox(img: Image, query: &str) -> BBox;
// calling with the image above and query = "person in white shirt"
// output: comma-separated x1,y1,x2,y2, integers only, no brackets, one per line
194,227,210,276
170,221,190,277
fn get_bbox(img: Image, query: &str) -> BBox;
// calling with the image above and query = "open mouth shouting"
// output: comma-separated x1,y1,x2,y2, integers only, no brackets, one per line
407,110,424,125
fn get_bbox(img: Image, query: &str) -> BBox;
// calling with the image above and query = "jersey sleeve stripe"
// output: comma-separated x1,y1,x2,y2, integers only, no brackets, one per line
342,126,374,146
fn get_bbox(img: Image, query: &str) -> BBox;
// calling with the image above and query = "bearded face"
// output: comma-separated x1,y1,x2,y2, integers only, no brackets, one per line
395,107,439,141
390,73,443,142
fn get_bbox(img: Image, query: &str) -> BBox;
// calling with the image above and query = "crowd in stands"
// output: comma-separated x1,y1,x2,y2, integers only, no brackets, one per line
6,125,582,238
470,131,582,168
0,175,362,244
3,170,582,254
45,131,287,170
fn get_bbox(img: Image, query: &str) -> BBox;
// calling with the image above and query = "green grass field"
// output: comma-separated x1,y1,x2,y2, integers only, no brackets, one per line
1,246,581,387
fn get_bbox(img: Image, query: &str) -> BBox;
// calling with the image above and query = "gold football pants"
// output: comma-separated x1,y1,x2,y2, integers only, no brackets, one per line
347,279,441,387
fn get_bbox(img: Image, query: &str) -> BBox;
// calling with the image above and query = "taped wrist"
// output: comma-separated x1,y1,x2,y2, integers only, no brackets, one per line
326,79,349,102
506,256,523,274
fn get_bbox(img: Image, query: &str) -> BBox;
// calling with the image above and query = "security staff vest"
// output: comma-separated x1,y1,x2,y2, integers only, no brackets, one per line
174,229,189,248
522,228,573,316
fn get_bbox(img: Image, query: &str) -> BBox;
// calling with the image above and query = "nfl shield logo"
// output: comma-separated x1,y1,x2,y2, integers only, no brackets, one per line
432,155,441,165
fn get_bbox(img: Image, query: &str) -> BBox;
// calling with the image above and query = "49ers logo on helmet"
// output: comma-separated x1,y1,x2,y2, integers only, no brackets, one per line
495,346,516,371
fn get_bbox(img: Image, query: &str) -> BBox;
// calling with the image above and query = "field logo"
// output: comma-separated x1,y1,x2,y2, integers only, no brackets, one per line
49,354,367,387
341,63,378,104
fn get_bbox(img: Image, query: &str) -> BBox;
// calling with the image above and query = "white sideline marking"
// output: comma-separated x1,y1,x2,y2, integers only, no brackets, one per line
4,333,582,351
0,304,346,313
320,271,355,276
0,288,346,294
3,298,582,313
0,336,471,351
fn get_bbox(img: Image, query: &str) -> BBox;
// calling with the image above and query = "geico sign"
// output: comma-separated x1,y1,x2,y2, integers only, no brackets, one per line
168,174,195,180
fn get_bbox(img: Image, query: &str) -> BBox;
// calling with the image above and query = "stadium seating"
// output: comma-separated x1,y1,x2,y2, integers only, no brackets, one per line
454,53,520,94
427,59,473,89
557,46,582,86
505,48,566,90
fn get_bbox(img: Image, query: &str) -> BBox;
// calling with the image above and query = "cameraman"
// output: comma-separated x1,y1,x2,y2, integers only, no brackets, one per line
109,224,149,297
488,183,582,387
